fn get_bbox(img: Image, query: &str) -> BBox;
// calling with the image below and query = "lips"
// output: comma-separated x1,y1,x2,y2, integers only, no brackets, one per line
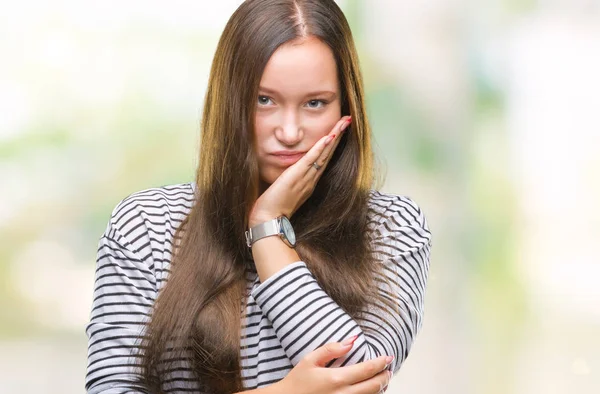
269,151,306,165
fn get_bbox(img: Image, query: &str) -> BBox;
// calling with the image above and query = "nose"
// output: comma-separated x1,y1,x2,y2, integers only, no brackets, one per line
275,111,303,146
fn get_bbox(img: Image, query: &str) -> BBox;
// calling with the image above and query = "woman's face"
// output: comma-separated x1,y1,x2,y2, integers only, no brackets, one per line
254,36,342,186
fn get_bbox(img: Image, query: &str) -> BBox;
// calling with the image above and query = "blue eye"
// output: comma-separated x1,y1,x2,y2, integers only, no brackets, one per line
306,100,326,109
258,96,272,106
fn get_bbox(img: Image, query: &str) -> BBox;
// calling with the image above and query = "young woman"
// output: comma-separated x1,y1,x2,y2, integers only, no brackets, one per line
85,1,432,393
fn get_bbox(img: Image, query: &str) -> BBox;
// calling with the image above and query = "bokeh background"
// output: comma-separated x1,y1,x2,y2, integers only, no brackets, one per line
1,0,598,393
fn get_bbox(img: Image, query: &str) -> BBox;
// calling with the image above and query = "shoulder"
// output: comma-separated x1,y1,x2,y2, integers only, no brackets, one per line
366,189,432,256
367,189,429,231
103,182,196,261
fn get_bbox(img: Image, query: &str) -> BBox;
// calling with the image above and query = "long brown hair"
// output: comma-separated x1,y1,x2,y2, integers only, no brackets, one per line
139,1,385,392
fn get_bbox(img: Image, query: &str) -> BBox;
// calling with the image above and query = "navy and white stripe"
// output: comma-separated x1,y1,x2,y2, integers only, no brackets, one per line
85,182,431,393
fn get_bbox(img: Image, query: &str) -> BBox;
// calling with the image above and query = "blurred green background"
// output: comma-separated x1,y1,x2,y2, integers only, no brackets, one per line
1,0,599,393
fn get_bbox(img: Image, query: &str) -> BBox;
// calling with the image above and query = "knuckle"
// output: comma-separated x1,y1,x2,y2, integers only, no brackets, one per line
328,371,344,387
365,361,378,376
323,343,336,354
369,379,382,392
298,354,311,366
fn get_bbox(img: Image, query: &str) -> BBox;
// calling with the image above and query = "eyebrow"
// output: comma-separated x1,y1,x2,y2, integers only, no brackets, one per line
258,86,337,97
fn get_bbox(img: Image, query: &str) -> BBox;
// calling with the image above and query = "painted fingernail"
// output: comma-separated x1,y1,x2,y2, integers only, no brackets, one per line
385,355,394,365
341,335,359,346
341,117,352,130
324,135,334,145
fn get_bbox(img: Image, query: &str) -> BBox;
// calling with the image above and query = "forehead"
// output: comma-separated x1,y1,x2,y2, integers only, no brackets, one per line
259,36,339,96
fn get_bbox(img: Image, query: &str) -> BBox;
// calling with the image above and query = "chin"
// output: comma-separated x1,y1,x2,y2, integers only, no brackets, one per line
259,168,283,186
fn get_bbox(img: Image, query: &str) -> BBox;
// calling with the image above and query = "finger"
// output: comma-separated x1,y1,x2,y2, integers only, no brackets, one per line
298,117,350,173
303,340,355,367
347,368,391,394
336,355,391,385
318,116,351,159
315,116,351,168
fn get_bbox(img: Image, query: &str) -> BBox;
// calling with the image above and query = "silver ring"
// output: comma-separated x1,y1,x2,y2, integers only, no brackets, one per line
311,162,322,171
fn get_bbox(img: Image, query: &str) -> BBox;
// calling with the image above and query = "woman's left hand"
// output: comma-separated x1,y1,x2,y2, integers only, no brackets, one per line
248,116,352,228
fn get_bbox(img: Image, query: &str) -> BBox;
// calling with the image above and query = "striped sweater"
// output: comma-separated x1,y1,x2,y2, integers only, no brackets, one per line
85,182,432,393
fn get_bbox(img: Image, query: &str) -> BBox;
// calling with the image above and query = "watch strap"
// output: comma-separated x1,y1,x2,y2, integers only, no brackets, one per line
245,218,280,247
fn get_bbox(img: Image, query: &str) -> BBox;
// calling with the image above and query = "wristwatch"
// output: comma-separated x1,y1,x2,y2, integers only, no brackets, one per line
245,216,296,248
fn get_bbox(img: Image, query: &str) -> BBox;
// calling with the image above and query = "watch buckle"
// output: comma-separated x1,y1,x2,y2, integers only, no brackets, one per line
244,230,252,248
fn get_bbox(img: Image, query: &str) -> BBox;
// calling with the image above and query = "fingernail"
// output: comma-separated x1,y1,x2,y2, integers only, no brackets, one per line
385,355,394,365
341,335,359,346
324,135,334,145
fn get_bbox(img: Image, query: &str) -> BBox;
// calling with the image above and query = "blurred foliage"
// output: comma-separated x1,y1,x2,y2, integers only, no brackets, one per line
2,1,598,393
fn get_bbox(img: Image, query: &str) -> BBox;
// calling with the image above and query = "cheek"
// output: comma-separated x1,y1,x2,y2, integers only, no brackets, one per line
253,114,276,182
303,112,340,140
253,114,271,152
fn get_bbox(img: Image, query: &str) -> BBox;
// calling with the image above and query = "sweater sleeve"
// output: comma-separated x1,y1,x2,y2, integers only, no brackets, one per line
250,194,431,374
85,208,156,393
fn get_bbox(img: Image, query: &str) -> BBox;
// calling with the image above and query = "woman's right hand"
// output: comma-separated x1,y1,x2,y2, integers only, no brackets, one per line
273,339,393,394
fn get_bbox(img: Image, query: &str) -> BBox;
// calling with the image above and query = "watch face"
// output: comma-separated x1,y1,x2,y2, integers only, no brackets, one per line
280,216,296,246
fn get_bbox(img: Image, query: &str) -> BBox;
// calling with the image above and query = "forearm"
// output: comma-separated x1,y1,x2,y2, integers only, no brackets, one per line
249,238,377,366
250,260,379,366
249,250,427,371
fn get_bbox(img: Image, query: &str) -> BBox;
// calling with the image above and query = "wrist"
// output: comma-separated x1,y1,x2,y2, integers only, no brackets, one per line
248,213,280,229
251,236,301,282
263,380,287,394
234,388,272,394
239,381,285,394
